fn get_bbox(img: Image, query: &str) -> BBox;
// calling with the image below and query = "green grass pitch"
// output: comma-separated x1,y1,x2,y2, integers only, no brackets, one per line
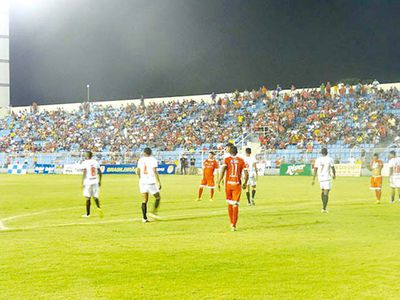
1,174,400,299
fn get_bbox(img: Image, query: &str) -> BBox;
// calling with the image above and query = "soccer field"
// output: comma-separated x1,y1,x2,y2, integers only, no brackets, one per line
1,174,400,299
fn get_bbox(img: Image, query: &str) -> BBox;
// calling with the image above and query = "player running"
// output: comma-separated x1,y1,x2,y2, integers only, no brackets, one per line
369,153,383,204
197,151,219,201
388,151,400,204
218,146,248,231
312,148,336,213
81,151,103,218
244,147,258,206
137,147,162,223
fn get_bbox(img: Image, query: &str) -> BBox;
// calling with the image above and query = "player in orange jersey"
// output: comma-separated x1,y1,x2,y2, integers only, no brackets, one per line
218,146,248,231
197,151,219,201
369,153,383,203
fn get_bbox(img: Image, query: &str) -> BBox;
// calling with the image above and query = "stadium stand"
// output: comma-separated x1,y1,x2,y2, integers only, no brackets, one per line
0,82,399,167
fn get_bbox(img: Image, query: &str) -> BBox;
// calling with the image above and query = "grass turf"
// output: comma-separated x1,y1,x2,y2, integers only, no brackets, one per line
1,174,400,299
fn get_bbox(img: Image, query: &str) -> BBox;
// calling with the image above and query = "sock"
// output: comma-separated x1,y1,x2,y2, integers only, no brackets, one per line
94,198,100,208
251,190,256,200
246,192,250,203
324,194,329,210
391,195,395,202
141,202,147,219
198,187,204,199
228,205,233,224
232,205,239,226
154,197,160,213
86,199,91,216
210,189,214,199
321,192,325,209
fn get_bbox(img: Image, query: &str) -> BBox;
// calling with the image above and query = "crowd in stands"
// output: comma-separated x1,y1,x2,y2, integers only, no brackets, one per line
0,82,399,153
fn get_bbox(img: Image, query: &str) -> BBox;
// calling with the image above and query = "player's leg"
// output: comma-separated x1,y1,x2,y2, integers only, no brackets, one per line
83,197,91,217
198,178,206,201
141,192,149,222
82,184,91,217
246,184,251,205
251,183,256,205
323,189,330,211
92,184,104,218
391,188,395,203
208,177,215,201
152,192,161,214
225,187,234,227
231,187,241,230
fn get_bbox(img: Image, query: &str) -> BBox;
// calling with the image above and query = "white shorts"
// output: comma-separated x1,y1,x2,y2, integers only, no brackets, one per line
139,182,160,195
247,175,257,187
83,183,99,198
390,176,400,188
319,180,331,190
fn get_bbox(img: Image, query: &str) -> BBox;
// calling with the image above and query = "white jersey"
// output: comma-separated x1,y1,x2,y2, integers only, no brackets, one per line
244,156,257,176
389,157,400,178
81,159,100,185
137,156,158,184
314,156,334,181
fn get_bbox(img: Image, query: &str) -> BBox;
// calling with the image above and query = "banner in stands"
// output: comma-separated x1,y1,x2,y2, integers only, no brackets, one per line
34,164,56,174
63,164,82,175
100,164,177,175
279,163,311,176
7,164,28,175
334,164,362,177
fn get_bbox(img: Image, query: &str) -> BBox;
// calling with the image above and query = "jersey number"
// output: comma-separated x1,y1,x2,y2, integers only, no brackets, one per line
90,167,96,177
143,164,148,174
230,162,238,177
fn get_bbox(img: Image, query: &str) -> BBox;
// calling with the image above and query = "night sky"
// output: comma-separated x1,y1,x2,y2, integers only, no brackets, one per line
10,0,400,106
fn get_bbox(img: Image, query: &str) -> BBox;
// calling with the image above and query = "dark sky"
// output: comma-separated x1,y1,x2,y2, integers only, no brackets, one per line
10,0,400,106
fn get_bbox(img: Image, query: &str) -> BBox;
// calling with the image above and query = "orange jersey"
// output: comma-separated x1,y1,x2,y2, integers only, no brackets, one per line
203,159,219,178
224,156,246,186
370,159,383,177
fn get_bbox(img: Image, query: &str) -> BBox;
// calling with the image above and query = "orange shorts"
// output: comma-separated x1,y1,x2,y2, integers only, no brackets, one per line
225,184,242,203
200,176,215,188
370,176,382,190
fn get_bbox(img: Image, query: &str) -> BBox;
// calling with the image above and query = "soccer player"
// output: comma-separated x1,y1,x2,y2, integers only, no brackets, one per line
197,151,219,201
244,148,258,206
388,151,400,204
218,146,248,231
81,151,103,218
312,148,336,213
369,153,383,203
137,147,162,223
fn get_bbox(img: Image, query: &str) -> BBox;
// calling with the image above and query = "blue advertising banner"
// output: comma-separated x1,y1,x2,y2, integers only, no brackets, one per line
34,164,56,174
100,164,176,175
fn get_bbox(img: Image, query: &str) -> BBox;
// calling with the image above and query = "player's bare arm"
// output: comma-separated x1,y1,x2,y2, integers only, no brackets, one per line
389,167,393,183
97,167,102,187
82,169,86,187
154,167,162,190
242,169,249,189
137,167,141,180
332,166,336,180
254,162,258,180
218,165,227,191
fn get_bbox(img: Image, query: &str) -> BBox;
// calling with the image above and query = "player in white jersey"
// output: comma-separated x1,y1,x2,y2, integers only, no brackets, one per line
244,148,258,206
137,147,162,223
312,148,336,213
81,151,103,218
388,151,400,203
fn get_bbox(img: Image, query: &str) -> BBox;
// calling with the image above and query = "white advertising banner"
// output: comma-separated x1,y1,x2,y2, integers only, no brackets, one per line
334,164,362,177
63,164,82,175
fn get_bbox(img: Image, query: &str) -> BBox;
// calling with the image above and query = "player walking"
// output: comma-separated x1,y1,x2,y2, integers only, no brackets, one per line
197,151,219,201
388,151,400,204
312,148,336,213
81,151,103,218
218,146,248,231
137,147,162,223
369,153,383,203
244,148,258,206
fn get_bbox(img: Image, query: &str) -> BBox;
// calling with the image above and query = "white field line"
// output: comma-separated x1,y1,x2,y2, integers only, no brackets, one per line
0,219,7,230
